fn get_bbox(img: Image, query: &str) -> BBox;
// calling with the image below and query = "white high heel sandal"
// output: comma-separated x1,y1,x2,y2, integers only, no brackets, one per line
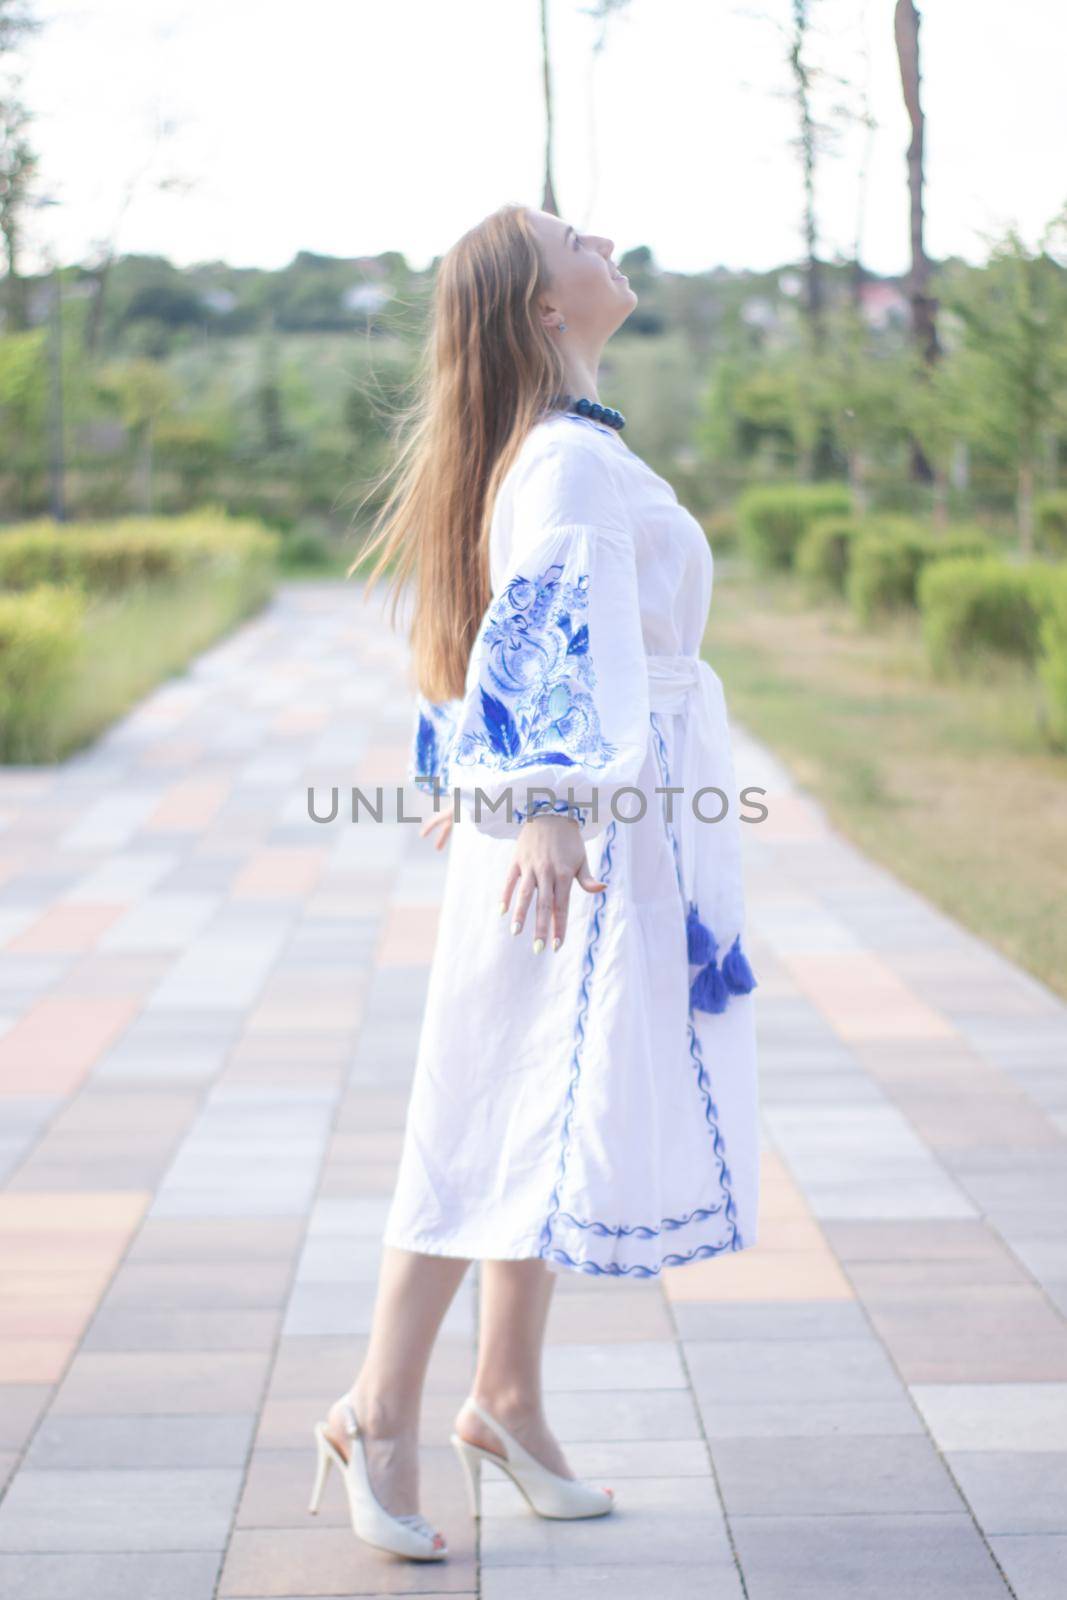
308,1398,447,1561
450,1395,616,1520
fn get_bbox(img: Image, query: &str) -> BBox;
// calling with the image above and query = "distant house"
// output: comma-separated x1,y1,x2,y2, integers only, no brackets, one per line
200,287,238,315
859,280,908,331
342,283,392,315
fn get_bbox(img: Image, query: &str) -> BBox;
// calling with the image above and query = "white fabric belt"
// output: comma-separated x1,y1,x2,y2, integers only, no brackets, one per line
646,652,701,713
642,652,745,953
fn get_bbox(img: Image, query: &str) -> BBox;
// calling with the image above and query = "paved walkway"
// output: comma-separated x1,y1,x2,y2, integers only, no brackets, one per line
0,580,1065,1600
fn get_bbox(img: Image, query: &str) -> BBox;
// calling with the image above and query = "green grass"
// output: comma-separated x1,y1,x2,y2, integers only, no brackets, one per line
705,560,1067,1000
41,563,275,760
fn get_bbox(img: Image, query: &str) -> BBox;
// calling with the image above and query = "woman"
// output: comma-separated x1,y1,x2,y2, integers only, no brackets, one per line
312,203,760,1561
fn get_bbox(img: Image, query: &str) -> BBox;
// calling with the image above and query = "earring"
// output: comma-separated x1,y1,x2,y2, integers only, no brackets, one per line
558,320,567,333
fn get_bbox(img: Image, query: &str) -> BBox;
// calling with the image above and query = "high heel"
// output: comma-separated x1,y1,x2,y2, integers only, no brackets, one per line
450,1395,615,1520
309,1398,447,1561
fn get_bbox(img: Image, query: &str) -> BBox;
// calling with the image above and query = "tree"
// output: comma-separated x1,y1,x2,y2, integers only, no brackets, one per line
0,0,40,333
96,358,177,514
894,0,940,486
539,0,559,215
940,224,1067,553
788,0,824,351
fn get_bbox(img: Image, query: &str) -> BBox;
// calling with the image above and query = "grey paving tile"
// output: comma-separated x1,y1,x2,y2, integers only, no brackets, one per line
25,1414,256,1470
686,1337,905,1405
541,1340,688,1391
911,1384,1067,1452
479,1474,732,1568
672,1300,870,1341
0,1551,221,1600
480,1562,742,1597
51,1352,272,1417
0,1388,51,1452
712,1433,964,1517
988,1534,1067,1600
945,1451,1067,1534
82,1308,281,1353
696,1395,925,1440
0,1468,242,1552
729,1511,1011,1598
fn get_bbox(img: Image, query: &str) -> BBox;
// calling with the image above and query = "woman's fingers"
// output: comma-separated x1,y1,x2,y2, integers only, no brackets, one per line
531,873,557,952
509,869,537,937
419,811,452,845
498,860,521,918
551,875,570,950
576,861,608,895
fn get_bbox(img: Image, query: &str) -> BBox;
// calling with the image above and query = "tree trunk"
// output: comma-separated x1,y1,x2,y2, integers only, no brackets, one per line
540,0,559,215
894,0,939,484
789,0,823,349
1018,458,1035,556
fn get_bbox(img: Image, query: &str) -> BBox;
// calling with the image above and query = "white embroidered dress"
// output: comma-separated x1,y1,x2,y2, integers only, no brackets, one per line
381,407,760,1278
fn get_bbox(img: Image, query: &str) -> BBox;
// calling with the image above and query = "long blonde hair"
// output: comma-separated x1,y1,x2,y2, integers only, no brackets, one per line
349,203,566,703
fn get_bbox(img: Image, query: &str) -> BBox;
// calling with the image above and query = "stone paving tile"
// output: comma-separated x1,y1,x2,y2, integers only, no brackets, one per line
25,1413,257,1470
0,1551,222,1600
944,1451,1067,1535
481,1566,742,1599
910,1383,1067,1452
711,1434,966,1517
728,1512,1011,1599
478,1474,733,1569
0,1467,243,1551
987,1534,1067,1600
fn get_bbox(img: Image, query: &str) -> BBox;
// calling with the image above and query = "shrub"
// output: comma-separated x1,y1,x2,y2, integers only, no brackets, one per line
0,509,279,594
918,557,1047,674
701,508,739,556
0,584,86,761
847,522,993,624
796,516,866,596
1034,566,1067,747
737,483,852,571
1035,492,1067,559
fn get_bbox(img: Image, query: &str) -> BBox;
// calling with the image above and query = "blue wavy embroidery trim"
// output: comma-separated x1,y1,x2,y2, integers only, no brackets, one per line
537,820,618,1263
537,716,744,1277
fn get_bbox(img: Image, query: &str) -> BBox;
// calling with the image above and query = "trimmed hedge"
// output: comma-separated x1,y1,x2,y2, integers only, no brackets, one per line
0,509,279,594
0,584,87,761
737,484,852,571
1036,492,1067,559
1036,568,1067,746
0,510,281,762
796,516,866,596
918,557,1047,674
847,522,993,624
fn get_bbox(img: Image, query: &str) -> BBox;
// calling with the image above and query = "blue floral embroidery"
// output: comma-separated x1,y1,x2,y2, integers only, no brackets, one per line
410,696,459,794
451,562,616,775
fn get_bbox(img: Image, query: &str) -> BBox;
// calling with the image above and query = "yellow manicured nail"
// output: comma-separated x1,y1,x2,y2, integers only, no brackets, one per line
553,937,562,952
499,901,508,916
533,938,545,955
511,920,522,936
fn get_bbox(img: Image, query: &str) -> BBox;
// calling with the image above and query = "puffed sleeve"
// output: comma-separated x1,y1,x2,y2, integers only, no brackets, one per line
408,692,461,796
447,434,650,841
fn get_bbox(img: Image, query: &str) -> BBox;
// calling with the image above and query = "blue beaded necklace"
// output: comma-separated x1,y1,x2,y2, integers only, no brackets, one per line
554,392,626,430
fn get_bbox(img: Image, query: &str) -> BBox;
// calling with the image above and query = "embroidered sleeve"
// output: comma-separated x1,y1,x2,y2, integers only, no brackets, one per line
408,692,460,796
448,516,650,839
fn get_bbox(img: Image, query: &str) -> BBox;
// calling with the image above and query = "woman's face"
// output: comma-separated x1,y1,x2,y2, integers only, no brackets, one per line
528,208,637,340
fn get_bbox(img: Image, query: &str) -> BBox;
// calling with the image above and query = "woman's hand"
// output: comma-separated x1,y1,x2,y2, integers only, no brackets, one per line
500,814,606,953
419,810,453,851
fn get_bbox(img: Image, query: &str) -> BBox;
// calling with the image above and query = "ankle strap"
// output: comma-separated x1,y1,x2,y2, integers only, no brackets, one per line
340,1399,360,1439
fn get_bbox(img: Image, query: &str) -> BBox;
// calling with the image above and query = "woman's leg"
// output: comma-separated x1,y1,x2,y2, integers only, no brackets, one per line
325,1245,470,1514
454,1256,575,1478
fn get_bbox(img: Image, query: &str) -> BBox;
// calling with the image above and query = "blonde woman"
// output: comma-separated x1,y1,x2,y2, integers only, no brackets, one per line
311,204,760,1561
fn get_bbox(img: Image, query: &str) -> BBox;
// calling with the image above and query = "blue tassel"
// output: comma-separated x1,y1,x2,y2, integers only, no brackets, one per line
686,902,716,966
691,957,729,1014
722,934,757,995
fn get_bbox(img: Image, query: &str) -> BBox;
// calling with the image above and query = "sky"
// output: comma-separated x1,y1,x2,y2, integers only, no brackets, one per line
13,0,1067,278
